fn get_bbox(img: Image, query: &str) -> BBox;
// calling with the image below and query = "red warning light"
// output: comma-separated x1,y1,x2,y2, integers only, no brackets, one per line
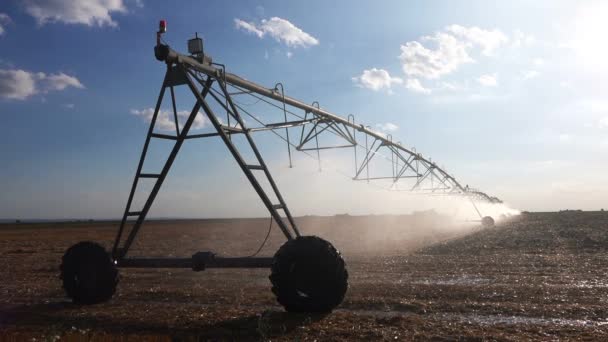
159,20,167,33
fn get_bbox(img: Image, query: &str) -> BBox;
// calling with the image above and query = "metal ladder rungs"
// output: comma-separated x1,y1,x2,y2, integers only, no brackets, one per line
127,211,143,216
246,164,264,170
151,133,178,140
139,173,161,178
272,204,284,210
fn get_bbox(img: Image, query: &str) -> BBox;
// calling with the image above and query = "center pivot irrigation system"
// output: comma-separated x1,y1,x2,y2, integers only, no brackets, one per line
60,21,502,312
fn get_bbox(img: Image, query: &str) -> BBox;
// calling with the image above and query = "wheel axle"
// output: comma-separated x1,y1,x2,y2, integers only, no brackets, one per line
116,254,274,271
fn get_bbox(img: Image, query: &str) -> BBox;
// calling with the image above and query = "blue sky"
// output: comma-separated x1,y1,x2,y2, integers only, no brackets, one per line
1,0,607,219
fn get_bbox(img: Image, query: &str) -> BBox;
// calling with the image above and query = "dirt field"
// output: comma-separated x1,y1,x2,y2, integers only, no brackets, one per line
1,211,608,341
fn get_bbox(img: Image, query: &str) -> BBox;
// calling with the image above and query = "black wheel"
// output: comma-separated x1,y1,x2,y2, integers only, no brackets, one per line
60,241,118,304
270,236,348,313
482,216,495,227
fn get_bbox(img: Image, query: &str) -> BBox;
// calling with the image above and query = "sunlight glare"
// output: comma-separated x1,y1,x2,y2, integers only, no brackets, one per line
572,2,608,70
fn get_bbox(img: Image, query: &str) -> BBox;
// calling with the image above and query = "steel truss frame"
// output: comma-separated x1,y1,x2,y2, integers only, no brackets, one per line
112,43,501,268
228,88,501,204
113,62,300,269
201,78,501,204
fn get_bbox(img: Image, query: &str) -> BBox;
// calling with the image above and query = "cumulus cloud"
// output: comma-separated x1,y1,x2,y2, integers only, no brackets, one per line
0,69,84,100
446,25,508,56
44,73,85,90
399,33,470,80
405,78,431,94
131,0,144,8
131,108,208,131
511,29,535,48
438,81,468,91
522,70,539,80
600,117,608,129
234,17,319,48
234,18,264,37
477,74,498,87
0,13,11,35
352,68,403,93
399,25,508,80
0,70,38,100
376,122,399,132
23,0,128,27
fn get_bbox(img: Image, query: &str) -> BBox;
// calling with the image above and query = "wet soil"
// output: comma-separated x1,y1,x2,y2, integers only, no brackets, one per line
1,211,608,341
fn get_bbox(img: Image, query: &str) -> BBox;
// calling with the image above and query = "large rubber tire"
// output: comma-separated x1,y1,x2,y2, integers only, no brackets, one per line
482,216,495,227
270,236,348,313
60,241,118,304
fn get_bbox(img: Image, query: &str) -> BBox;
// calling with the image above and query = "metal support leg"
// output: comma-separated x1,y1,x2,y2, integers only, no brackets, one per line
113,66,214,260
185,71,300,240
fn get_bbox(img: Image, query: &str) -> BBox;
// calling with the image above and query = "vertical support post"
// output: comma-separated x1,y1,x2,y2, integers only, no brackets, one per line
365,126,371,183
412,147,418,176
348,115,357,176
299,110,308,146
275,83,292,168
312,102,322,172
212,63,230,130
387,134,395,180
430,159,434,191
396,142,403,183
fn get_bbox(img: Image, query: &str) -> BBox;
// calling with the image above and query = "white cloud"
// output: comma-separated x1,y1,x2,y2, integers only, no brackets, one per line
446,25,508,56
522,70,539,80
0,70,38,100
405,78,431,94
234,18,264,37
580,99,608,114
131,0,144,8
44,73,85,90
131,108,207,131
0,69,84,100
511,29,535,48
286,51,293,59
23,0,128,27
0,13,11,35
376,122,399,132
399,25,508,80
438,81,468,91
352,68,403,93
234,17,319,48
477,74,498,87
399,33,471,80
599,117,608,129
533,58,544,66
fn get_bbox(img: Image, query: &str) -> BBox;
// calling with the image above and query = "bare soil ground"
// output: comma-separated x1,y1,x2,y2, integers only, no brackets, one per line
1,211,608,341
